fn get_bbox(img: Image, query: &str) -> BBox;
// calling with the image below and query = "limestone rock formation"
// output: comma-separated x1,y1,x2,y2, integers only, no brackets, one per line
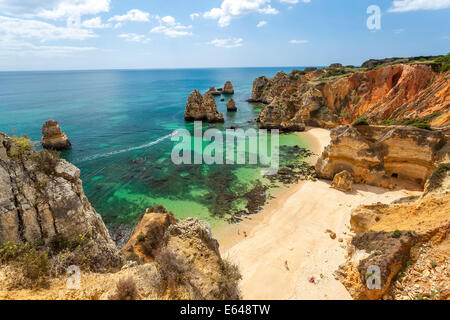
222,81,234,94
184,90,224,123
0,133,123,270
121,208,177,263
249,63,450,129
41,120,71,151
315,125,446,190
331,170,353,192
207,87,221,96
226,98,237,112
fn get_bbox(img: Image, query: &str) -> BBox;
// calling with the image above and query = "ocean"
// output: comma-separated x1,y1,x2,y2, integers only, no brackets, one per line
0,67,310,228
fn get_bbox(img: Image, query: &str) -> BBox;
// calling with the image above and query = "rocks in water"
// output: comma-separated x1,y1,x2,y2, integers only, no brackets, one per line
223,81,234,94
220,98,225,101
331,170,353,192
316,125,446,190
207,87,221,96
184,90,224,123
41,119,71,151
226,98,237,112
0,132,123,270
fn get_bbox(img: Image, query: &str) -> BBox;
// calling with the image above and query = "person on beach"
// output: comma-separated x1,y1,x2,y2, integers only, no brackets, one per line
285,260,290,271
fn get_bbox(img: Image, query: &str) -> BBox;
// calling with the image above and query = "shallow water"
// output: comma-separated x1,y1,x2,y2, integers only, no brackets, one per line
0,67,310,228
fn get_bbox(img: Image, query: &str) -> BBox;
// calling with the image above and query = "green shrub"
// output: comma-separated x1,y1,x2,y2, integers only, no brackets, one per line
392,230,402,238
31,149,60,174
137,233,146,242
426,163,450,192
9,136,32,158
352,116,369,126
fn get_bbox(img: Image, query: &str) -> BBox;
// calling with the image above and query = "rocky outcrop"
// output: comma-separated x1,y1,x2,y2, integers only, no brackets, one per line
207,87,221,96
184,90,224,123
249,63,449,130
0,133,123,270
226,98,237,112
121,208,176,263
223,81,234,94
331,170,353,192
315,125,447,190
41,120,71,151
338,172,450,300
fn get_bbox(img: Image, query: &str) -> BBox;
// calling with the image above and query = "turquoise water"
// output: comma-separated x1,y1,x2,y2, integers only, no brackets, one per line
0,68,309,228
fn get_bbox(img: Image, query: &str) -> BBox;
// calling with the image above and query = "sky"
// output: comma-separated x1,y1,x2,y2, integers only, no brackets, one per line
0,0,449,71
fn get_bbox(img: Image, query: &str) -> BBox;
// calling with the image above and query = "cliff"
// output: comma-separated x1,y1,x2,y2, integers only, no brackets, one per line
0,134,241,299
315,125,447,190
0,133,123,270
250,56,450,130
338,166,450,300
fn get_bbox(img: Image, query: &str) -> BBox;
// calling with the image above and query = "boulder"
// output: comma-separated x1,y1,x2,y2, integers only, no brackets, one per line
226,98,237,112
41,119,71,151
184,90,224,123
223,81,234,94
331,170,353,192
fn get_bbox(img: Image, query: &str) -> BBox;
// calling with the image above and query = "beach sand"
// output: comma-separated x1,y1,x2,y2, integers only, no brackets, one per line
214,127,418,300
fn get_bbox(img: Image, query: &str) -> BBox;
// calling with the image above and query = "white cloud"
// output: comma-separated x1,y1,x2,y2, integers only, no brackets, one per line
108,9,150,28
37,0,110,20
0,16,97,42
150,16,193,38
204,0,279,27
0,38,97,57
257,20,267,27
290,39,308,44
119,33,151,43
280,0,311,4
190,13,200,20
209,38,243,48
0,0,111,20
82,17,108,28
389,0,450,12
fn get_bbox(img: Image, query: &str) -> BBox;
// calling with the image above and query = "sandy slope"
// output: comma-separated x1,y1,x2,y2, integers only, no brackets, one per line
215,128,418,300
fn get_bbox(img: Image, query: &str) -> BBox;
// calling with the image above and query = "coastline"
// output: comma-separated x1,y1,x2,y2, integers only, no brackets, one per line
213,127,419,300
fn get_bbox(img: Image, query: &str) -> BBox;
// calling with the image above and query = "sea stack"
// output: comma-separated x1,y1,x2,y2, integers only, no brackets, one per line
41,119,71,150
207,87,221,96
223,81,234,94
226,98,237,112
184,90,224,123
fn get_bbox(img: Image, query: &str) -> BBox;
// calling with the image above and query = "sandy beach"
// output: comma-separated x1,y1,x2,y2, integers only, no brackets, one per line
214,128,418,300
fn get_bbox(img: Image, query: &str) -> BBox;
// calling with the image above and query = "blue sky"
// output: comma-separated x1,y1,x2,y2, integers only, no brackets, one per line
0,0,449,71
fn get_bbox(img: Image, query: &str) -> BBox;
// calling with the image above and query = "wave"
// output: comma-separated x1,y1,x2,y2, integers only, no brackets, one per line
76,133,173,163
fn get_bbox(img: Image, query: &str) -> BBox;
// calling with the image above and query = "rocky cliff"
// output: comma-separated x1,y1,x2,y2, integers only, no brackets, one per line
0,133,241,299
338,166,450,300
250,57,449,130
0,133,123,270
315,125,447,190
184,90,224,123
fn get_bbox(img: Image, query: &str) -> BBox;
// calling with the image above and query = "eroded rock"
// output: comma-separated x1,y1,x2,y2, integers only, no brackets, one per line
41,120,71,151
184,90,224,123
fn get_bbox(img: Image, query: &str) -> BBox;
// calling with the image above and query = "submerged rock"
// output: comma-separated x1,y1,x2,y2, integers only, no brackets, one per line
226,98,237,112
184,90,224,123
223,81,234,94
207,87,221,96
41,119,71,151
